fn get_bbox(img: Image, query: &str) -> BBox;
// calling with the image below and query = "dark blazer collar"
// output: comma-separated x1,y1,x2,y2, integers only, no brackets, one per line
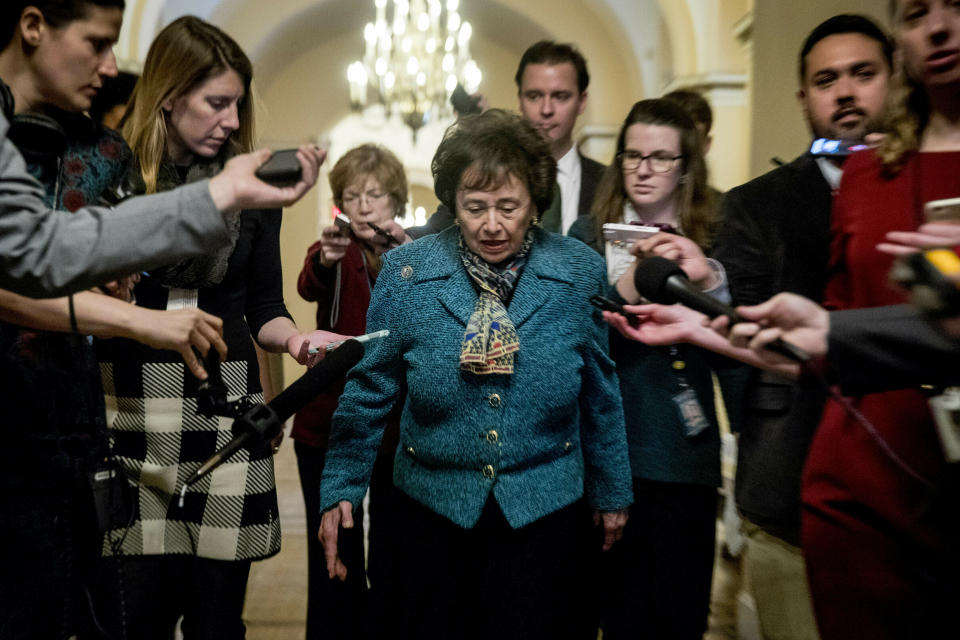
425,226,575,327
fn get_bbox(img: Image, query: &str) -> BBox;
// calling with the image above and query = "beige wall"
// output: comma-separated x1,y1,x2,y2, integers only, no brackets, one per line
748,0,890,178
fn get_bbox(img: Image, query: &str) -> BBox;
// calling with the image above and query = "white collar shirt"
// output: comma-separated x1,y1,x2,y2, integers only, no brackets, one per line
556,145,582,235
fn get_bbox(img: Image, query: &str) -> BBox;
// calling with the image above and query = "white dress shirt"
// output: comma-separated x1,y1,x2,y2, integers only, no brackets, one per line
557,145,582,235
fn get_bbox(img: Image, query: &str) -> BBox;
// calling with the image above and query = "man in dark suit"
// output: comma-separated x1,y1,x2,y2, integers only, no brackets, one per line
711,15,892,640
515,41,604,234
406,41,604,239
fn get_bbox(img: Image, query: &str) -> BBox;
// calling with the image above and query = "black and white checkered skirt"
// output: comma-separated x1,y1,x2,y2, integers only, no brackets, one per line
99,358,280,561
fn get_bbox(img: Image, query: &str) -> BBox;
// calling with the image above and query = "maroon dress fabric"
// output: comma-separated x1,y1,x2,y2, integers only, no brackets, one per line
802,149,960,639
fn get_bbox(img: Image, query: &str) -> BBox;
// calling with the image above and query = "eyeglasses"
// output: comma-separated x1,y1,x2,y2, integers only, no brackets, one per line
342,191,389,206
617,151,684,174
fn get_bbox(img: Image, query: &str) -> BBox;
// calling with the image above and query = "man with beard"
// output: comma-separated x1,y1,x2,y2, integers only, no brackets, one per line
710,14,892,640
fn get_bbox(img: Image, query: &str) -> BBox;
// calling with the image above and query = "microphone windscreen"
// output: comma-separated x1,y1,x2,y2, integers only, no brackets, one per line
633,256,687,304
268,338,365,422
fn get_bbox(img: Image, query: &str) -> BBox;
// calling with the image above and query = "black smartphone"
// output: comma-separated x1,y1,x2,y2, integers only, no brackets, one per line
589,294,637,319
450,83,481,115
254,148,302,186
809,138,869,158
367,221,400,247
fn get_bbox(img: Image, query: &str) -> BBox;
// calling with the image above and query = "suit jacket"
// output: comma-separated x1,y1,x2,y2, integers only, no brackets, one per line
829,305,960,395
539,153,606,233
711,153,833,544
406,153,606,239
319,226,633,529
0,112,230,298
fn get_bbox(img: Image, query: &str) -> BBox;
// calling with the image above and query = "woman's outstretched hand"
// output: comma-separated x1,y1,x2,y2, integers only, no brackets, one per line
286,329,351,368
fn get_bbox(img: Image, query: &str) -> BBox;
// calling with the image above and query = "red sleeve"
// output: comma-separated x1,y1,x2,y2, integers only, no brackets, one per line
297,240,336,302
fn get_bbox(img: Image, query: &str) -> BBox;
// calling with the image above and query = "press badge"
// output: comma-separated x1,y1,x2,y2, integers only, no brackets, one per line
673,388,710,438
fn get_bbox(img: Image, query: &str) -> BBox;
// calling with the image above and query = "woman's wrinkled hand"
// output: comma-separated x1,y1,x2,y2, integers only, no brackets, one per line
594,508,629,551
286,329,352,368
319,501,354,581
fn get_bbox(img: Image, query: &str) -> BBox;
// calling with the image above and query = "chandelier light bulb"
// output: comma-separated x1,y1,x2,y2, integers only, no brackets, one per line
416,71,426,86
442,53,454,72
426,38,437,54
446,74,457,92
447,12,460,32
385,71,396,89
446,0,459,11
375,57,388,76
401,37,412,52
458,21,472,45
444,36,455,51
375,0,387,7
364,23,377,43
407,56,419,75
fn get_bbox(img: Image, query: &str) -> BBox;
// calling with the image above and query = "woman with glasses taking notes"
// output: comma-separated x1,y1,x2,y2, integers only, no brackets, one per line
570,98,723,640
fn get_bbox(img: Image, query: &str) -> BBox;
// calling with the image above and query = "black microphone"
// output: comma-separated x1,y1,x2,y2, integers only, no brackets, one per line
633,256,810,363
185,339,365,487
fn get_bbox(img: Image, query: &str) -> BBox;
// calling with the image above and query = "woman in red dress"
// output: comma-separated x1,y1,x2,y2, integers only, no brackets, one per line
802,2,960,637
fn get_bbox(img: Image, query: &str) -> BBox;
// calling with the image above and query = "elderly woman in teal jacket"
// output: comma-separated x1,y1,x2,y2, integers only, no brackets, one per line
318,110,632,640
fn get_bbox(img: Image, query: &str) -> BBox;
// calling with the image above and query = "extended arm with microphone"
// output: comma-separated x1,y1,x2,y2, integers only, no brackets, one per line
184,339,365,488
633,256,810,363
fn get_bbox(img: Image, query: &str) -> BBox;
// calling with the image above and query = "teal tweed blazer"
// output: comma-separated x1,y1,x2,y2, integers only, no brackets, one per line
319,226,633,528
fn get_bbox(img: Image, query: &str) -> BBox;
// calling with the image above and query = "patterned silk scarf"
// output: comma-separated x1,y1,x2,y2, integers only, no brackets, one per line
458,231,533,374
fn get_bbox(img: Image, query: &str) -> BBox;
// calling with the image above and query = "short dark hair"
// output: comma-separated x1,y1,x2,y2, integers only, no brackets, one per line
1,0,125,50
432,109,556,220
662,89,713,135
514,40,590,94
798,14,893,83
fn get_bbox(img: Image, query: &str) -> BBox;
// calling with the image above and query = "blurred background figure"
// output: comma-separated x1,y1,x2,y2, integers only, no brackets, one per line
89,69,137,129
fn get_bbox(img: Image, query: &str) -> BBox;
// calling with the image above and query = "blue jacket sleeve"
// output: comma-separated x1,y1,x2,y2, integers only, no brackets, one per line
578,267,634,512
318,251,404,512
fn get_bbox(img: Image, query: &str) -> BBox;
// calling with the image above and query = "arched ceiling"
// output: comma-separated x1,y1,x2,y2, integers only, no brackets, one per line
117,0,675,97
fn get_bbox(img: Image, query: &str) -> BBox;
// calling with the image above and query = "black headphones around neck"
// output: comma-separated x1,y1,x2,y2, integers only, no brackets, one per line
7,111,67,163
0,80,14,122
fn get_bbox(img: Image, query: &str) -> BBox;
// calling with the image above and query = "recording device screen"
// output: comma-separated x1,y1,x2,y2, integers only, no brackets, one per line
809,138,869,157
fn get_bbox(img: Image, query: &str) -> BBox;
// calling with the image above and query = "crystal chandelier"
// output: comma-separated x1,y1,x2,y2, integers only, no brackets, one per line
347,0,482,138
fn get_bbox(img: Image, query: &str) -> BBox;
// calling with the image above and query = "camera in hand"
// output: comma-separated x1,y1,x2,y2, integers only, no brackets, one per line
255,148,302,186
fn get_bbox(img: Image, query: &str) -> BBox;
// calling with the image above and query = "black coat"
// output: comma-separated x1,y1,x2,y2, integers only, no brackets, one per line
711,153,833,545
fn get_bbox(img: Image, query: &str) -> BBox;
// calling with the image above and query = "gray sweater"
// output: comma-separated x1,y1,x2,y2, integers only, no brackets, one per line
0,112,230,297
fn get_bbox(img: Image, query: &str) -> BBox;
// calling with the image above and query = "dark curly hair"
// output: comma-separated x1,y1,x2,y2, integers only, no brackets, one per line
432,109,556,221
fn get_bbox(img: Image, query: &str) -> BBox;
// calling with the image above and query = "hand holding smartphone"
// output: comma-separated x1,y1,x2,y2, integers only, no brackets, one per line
589,294,638,320
254,148,303,186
